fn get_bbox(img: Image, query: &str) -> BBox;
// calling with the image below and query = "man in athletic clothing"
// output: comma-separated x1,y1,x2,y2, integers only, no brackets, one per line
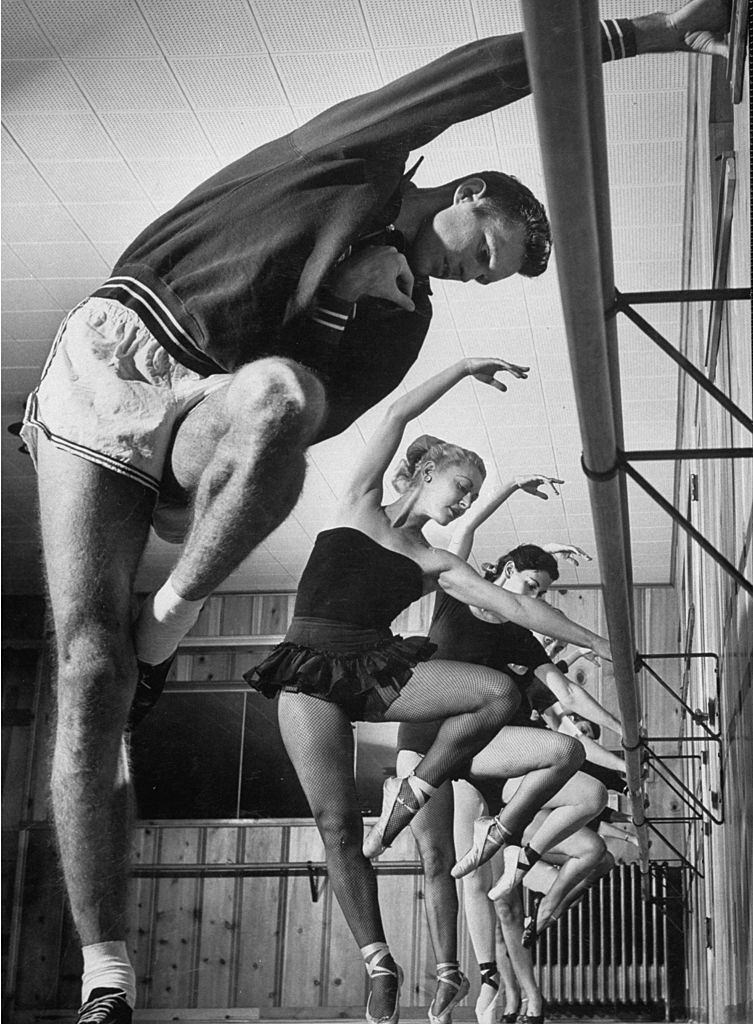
20,2,728,1020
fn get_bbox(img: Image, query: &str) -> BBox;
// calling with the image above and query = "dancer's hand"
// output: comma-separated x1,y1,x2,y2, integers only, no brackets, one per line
543,542,592,565
464,356,529,392
325,245,416,310
514,474,564,499
591,637,612,662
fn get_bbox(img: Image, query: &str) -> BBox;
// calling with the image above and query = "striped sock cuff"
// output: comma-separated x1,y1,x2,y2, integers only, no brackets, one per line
600,18,638,62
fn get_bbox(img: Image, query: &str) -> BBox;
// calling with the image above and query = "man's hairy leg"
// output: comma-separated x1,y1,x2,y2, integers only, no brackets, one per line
134,359,327,665
36,438,154,949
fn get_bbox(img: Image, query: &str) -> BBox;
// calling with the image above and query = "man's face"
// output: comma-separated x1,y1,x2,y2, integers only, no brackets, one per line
410,180,527,284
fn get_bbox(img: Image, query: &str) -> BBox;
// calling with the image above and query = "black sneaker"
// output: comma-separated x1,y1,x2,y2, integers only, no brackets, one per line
76,988,132,1024
127,653,176,730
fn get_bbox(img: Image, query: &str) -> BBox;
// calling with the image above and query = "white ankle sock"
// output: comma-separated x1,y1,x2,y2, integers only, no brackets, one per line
82,941,136,1007
134,578,204,665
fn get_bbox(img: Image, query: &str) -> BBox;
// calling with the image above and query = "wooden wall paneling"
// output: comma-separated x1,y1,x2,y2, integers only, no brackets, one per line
128,826,160,1009
149,827,202,1008
191,596,223,638
219,595,255,636
196,827,242,1006
184,650,234,683
324,882,372,1007
13,828,65,1008
281,824,328,1007
235,824,288,1007
374,826,429,1007
255,594,295,637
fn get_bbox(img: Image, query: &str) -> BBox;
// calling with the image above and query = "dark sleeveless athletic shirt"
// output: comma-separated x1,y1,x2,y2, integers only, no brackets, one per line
293,527,423,629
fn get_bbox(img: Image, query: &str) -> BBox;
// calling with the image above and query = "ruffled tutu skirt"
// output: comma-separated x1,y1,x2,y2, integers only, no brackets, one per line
244,616,436,721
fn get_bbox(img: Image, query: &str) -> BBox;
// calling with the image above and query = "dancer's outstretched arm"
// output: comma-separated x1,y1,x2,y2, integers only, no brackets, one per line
428,550,611,658
534,662,621,735
448,467,564,562
340,357,528,503
542,706,627,774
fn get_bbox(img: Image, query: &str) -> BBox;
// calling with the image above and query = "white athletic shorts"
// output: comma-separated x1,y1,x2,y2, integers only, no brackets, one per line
22,296,230,542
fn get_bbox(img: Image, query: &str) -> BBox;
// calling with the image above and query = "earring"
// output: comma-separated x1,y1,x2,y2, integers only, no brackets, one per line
424,473,432,482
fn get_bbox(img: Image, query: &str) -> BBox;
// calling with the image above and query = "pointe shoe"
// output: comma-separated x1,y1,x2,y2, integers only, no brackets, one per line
363,774,434,859
474,993,499,1024
487,843,524,900
451,816,507,878
366,960,404,1024
428,967,470,1024
521,890,544,949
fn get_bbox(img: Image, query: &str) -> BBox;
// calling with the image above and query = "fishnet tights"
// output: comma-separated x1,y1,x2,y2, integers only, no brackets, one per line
470,726,585,841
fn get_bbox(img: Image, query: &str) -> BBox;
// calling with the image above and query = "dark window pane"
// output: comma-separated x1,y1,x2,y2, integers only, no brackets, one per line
239,693,310,818
131,692,244,818
355,722,399,815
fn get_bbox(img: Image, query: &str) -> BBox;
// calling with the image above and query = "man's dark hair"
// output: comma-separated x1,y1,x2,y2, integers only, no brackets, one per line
483,543,560,583
449,170,552,277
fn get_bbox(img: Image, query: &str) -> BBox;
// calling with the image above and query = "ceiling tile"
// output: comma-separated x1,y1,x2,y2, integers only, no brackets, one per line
3,111,121,161
1,245,34,278
361,0,476,47
1,203,85,244
36,160,150,203
25,0,161,58
2,1,56,58
35,278,105,308
8,240,110,278
140,0,266,56
272,51,381,106
67,58,189,110
2,309,64,342
251,0,369,51
1,160,58,203
197,109,297,163
128,159,221,207
2,58,87,111
96,110,216,161
171,55,289,109
65,201,157,243
1,277,58,309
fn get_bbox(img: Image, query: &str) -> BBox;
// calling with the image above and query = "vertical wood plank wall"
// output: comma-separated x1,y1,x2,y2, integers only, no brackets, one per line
4,585,688,1018
673,57,752,1024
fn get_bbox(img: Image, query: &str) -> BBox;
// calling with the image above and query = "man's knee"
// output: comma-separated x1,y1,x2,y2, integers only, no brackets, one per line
227,358,327,443
55,625,136,727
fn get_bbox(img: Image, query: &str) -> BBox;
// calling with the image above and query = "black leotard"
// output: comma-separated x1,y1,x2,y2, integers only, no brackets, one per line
246,527,435,720
293,527,423,628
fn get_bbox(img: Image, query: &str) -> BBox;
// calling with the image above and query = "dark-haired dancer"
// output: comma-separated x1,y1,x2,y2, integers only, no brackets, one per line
247,358,612,1023
394,466,627,1021
20,1,730,1017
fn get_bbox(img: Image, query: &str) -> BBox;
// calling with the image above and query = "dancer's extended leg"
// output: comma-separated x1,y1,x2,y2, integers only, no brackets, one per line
277,692,400,1022
365,662,520,853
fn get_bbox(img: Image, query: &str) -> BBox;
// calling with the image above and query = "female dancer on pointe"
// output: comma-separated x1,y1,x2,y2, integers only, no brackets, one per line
246,358,611,1024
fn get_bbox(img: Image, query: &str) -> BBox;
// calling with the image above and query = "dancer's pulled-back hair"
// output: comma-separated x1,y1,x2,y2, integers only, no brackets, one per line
392,434,486,494
482,543,559,584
